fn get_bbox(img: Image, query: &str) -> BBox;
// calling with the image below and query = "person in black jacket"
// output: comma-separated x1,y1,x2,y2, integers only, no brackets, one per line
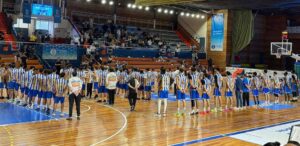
235,73,244,110
127,74,140,111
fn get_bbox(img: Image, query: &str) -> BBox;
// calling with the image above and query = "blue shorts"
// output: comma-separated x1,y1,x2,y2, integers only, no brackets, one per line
14,83,20,90
116,82,121,88
159,90,169,99
54,96,65,104
225,91,233,97
252,89,259,96
292,84,298,92
82,84,86,90
94,82,99,89
29,90,38,98
273,88,280,95
25,87,30,95
98,86,107,93
45,91,53,99
121,84,128,90
202,93,210,99
138,85,144,91
144,86,152,92
284,86,292,94
0,82,4,89
20,87,26,93
190,89,200,99
7,82,14,90
38,91,44,98
176,90,186,100
213,88,221,96
263,88,270,94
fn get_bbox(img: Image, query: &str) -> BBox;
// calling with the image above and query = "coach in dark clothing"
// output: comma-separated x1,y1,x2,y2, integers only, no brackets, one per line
235,74,243,109
127,75,140,111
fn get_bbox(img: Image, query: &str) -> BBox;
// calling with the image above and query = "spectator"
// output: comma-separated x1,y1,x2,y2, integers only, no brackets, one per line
29,32,37,42
20,53,27,68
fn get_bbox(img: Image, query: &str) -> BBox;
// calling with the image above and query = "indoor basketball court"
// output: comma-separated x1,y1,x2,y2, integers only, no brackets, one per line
0,0,300,146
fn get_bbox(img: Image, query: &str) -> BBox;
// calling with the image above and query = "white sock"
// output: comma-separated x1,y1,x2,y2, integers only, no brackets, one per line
158,99,161,114
163,99,167,114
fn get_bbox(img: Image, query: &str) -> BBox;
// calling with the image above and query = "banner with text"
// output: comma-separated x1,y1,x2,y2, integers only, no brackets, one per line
53,6,61,23
210,13,224,51
22,3,31,24
42,44,77,60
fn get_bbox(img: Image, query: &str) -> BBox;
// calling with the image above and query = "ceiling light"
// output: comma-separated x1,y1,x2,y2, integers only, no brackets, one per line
196,14,200,18
86,0,91,2
164,9,168,14
180,12,184,16
169,10,174,14
101,0,106,4
157,8,162,13
138,5,143,9
191,14,195,18
186,13,190,17
109,1,114,5
132,4,136,9
201,15,205,19
127,3,132,8
145,6,150,11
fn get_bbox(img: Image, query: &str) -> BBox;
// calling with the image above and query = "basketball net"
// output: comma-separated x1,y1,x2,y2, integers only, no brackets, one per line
276,53,281,59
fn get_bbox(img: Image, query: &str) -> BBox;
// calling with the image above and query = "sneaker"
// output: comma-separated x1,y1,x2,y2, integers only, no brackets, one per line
60,113,64,117
97,100,102,103
77,117,80,120
156,113,161,117
163,113,167,117
218,108,223,112
211,108,218,113
175,112,181,117
66,117,72,121
199,111,206,115
190,112,195,115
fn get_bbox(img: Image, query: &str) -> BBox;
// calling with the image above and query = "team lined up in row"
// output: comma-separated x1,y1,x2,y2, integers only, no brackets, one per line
1,64,298,116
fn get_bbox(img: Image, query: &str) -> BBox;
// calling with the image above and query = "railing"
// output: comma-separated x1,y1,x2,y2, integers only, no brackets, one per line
71,11,174,30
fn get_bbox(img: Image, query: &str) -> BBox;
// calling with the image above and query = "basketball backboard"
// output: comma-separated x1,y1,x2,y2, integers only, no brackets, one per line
271,42,292,58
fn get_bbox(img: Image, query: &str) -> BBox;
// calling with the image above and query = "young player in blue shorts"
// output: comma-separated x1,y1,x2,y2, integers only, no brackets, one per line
14,66,24,104
36,69,47,111
157,67,171,117
189,67,200,115
273,72,281,104
175,68,188,116
291,74,298,102
242,74,251,109
97,66,108,103
283,72,292,104
224,71,234,111
27,69,39,109
53,72,68,116
262,70,271,106
137,70,144,100
144,68,152,101
252,72,260,108
212,68,223,112
201,73,211,115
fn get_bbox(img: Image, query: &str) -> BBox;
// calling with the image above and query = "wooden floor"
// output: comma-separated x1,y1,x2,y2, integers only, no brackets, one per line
0,93,300,146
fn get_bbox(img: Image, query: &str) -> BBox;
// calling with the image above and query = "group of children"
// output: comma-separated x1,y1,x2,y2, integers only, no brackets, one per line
1,63,299,117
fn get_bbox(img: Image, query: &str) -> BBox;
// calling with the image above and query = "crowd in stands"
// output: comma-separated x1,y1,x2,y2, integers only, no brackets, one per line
0,31,4,41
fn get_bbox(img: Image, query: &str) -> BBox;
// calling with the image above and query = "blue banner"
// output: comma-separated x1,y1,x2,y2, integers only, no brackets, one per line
42,44,77,60
22,3,31,24
211,13,224,51
53,6,61,23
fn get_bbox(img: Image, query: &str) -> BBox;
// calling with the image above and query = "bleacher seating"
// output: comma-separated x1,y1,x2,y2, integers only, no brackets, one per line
0,54,43,69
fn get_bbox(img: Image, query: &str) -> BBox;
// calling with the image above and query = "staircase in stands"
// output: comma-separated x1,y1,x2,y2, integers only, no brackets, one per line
0,12,17,51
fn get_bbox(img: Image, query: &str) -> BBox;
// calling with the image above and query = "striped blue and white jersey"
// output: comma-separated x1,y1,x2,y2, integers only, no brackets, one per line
161,74,170,91
56,77,68,95
24,70,33,87
29,74,39,90
48,73,59,91
144,71,152,86
203,77,211,92
119,71,128,84
176,73,188,90
190,72,200,88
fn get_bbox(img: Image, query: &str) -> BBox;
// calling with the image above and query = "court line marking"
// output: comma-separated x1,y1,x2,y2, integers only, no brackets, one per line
89,103,127,146
0,102,92,127
2,126,14,146
172,118,300,146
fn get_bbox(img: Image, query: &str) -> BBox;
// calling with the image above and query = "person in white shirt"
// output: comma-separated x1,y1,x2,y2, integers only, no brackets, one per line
67,71,83,120
106,68,118,105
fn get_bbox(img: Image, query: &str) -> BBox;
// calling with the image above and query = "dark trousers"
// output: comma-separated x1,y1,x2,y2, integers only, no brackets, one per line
235,91,243,108
86,83,93,98
69,93,81,118
243,92,250,106
107,89,116,105
174,84,177,95
128,91,137,107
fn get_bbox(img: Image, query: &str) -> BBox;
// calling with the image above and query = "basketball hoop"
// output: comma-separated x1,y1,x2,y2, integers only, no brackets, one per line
276,53,281,59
